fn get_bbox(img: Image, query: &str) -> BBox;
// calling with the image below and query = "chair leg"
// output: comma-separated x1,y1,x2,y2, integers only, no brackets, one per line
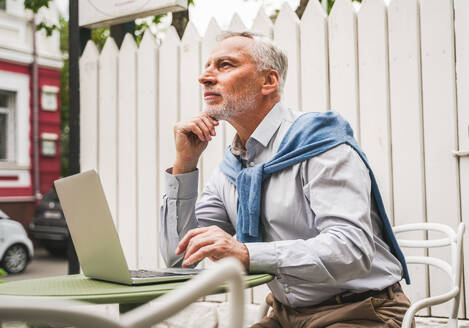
449,295,460,328
447,318,458,328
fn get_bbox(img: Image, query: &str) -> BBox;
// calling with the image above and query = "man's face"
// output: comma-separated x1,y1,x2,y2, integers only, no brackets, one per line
199,36,263,120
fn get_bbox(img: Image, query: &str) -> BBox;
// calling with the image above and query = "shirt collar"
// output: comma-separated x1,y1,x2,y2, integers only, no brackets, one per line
230,101,286,157
249,101,285,147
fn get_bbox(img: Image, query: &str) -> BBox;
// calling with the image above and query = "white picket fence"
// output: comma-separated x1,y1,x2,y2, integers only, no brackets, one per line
79,0,469,319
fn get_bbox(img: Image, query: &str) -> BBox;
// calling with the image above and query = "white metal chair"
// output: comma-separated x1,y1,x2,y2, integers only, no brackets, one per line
393,222,465,328
0,257,245,328
257,222,466,327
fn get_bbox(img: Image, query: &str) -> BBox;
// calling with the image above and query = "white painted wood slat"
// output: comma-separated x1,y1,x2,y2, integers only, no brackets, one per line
158,27,180,248
117,34,138,268
357,0,393,222
419,0,462,317
79,41,99,173
179,21,202,148
250,7,273,39
328,0,360,140
454,0,469,318
201,18,225,190
300,0,329,113
274,2,301,111
136,30,159,270
158,29,180,184
387,0,428,313
227,13,247,33
180,21,202,185
98,38,119,224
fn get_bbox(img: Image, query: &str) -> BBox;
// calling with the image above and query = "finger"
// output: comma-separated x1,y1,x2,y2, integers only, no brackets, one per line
176,227,209,254
183,245,218,267
194,119,212,141
183,234,217,262
202,113,219,127
200,115,216,136
185,122,206,141
187,119,209,141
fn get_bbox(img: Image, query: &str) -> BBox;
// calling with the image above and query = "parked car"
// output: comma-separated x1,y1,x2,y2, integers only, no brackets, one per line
0,209,34,273
29,188,69,256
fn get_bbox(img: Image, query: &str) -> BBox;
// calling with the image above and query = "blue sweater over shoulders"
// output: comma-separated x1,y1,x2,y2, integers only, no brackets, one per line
219,110,410,284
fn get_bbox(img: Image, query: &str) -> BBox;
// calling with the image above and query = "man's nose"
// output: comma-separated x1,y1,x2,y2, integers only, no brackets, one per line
198,69,217,86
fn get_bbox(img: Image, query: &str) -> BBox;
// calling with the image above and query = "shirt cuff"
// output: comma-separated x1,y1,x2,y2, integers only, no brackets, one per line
245,242,277,274
164,168,199,199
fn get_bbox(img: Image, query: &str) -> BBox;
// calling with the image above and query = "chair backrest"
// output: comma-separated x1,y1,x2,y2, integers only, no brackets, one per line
393,222,465,328
393,223,465,287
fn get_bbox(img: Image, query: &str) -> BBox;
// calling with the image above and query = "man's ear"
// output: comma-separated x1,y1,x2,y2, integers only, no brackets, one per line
261,70,280,96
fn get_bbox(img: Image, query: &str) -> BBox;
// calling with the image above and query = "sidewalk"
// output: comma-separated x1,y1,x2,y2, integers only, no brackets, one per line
2,302,469,327
416,317,469,327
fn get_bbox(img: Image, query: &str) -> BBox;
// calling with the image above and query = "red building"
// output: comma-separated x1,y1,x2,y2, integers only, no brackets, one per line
0,1,62,230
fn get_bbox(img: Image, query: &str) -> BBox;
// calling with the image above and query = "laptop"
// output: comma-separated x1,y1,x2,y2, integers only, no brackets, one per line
54,170,200,285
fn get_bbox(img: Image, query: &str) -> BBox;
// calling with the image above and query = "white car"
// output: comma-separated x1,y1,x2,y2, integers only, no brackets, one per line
0,209,34,273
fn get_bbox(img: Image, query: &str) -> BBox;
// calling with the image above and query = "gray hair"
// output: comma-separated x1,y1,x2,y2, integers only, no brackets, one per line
218,31,288,93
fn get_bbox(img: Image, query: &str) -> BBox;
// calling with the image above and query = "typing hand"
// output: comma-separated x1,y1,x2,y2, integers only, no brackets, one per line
175,226,250,270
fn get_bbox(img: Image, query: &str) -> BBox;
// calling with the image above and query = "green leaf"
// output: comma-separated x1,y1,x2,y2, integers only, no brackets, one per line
24,0,52,13
37,22,58,36
152,13,167,25
91,27,110,51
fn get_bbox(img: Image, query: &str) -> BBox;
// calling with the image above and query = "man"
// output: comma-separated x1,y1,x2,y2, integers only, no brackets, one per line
160,32,412,327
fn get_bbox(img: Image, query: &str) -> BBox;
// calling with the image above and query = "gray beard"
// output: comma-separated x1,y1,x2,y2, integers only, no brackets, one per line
203,93,256,121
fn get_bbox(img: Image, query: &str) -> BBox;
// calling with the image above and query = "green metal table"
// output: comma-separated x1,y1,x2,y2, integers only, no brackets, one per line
0,273,274,312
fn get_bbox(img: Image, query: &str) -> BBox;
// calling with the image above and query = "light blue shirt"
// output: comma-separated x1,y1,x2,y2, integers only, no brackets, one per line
160,102,403,307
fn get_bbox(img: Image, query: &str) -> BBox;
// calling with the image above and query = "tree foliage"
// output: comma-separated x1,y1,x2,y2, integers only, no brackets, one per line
59,17,69,176
134,15,167,44
91,27,110,51
24,0,52,13
24,0,60,36
57,18,108,175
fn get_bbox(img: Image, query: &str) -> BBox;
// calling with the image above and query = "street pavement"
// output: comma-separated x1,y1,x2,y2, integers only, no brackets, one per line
2,247,68,282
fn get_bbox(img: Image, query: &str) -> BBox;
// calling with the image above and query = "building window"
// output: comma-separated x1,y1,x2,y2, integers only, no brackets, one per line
41,133,58,157
41,85,59,111
0,90,16,161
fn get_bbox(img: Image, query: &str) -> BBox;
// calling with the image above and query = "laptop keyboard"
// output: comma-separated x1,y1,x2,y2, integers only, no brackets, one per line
130,268,200,279
130,270,169,278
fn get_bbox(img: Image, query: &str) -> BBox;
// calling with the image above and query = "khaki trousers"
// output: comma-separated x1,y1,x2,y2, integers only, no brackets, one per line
252,286,414,328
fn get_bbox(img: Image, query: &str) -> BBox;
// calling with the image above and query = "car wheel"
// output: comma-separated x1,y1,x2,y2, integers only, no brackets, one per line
1,244,28,274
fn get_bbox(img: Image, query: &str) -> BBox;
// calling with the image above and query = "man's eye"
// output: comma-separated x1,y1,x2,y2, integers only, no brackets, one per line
221,62,232,68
